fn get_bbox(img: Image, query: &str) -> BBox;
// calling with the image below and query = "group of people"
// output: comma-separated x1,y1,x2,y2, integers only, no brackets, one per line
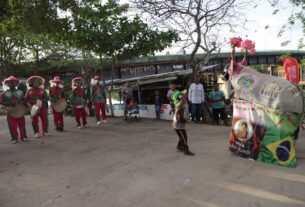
0,75,108,144
1,74,229,158
165,80,228,125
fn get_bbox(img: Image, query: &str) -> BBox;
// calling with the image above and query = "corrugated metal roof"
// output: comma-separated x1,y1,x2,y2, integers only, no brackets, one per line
105,64,219,86
119,50,305,65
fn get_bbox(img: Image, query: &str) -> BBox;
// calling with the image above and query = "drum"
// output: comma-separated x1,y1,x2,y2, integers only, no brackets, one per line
6,103,28,118
53,98,67,113
31,99,42,117
85,106,90,116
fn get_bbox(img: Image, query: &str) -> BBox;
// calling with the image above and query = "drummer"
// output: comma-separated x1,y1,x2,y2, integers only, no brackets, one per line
90,75,107,125
26,76,48,138
49,76,65,131
70,77,87,128
0,76,27,144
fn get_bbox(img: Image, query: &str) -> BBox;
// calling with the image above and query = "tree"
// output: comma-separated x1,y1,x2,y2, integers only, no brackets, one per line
268,0,305,49
69,0,179,115
0,0,80,34
133,0,250,79
0,0,84,76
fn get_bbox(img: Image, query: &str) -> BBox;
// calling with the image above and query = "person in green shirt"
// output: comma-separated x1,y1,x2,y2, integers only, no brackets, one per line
172,90,194,156
208,84,228,126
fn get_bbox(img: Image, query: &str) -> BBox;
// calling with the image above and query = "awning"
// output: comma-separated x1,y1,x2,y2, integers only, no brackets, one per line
105,64,220,86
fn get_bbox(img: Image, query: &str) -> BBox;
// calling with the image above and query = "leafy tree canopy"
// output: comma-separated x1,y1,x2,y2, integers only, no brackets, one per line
70,0,179,61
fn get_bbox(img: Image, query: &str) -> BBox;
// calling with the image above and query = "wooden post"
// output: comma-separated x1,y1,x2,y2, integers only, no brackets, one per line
137,80,141,105
108,63,115,117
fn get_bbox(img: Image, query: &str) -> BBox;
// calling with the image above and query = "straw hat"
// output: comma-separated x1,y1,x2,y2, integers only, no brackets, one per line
72,77,85,89
2,76,20,86
26,76,45,89
50,76,64,88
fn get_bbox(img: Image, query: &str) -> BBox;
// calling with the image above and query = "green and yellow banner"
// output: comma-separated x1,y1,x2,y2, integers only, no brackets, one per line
229,99,302,168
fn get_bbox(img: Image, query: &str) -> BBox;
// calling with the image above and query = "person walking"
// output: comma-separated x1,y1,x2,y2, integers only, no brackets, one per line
172,90,194,156
26,76,48,138
188,78,204,123
90,75,107,125
70,77,87,128
49,76,65,131
0,76,27,144
208,84,228,126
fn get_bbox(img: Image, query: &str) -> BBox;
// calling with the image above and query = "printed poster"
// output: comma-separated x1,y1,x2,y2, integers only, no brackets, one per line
229,99,302,168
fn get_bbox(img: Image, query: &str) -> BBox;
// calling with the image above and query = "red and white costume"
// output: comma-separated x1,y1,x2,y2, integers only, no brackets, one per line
70,77,87,127
90,75,107,124
49,76,65,131
0,76,27,143
26,76,48,137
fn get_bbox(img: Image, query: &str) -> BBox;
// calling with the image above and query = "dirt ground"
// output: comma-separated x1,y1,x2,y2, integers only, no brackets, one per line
0,115,305,207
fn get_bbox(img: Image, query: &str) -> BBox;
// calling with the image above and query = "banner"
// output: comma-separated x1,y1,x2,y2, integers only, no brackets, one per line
231,65,304,114
229,99,302,168
282,57,299,83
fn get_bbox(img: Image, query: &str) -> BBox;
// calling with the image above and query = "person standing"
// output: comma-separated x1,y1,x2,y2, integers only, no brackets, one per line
121,82,133,120
0,76,27,144
172,90,194,156
188,78,204,123
208,84,228,126
49,76,65,131
26,76,48,138
155,90,162,120
90,75,107,125
167,83,177,115
70,77,87,128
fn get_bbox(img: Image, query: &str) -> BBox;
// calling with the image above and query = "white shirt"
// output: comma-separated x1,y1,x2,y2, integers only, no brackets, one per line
188,83,204,104
167,90,175,101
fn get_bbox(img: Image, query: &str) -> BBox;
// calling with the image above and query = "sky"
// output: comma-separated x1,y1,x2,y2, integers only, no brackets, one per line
242,0,303,51
122,0,304,54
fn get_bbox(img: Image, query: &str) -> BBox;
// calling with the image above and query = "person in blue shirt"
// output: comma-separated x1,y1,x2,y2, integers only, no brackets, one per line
208,84,228,126
155,90,163,120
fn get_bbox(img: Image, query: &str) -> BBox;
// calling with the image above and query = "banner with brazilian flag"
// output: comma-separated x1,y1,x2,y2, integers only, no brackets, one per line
229,99,302,168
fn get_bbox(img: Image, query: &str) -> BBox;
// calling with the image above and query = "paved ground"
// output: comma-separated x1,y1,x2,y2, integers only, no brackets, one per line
0,115,305,207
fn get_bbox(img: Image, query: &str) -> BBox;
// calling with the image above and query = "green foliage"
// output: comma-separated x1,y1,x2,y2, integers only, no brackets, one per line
251,65,270,74
300,59,305,67
69,0,179,61
0,0,178,77
0,0,79,34
271,0,305,48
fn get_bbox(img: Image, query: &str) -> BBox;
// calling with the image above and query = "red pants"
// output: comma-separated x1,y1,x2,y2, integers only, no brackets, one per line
93,102,106,121
75,107,87,126
32,107,47,134
7,115,26,141
52,107,64,129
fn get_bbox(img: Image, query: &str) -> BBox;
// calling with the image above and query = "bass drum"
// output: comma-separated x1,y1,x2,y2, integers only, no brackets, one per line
53,98,67,113
6,103,29,118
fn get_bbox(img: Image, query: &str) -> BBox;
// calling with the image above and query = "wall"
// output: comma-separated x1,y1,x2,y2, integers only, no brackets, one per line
106,104,173,120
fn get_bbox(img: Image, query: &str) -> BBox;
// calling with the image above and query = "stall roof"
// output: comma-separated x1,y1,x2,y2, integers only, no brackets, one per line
105,64,219,86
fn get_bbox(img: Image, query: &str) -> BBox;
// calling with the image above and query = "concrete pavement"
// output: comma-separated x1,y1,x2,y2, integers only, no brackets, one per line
0,116,305,207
